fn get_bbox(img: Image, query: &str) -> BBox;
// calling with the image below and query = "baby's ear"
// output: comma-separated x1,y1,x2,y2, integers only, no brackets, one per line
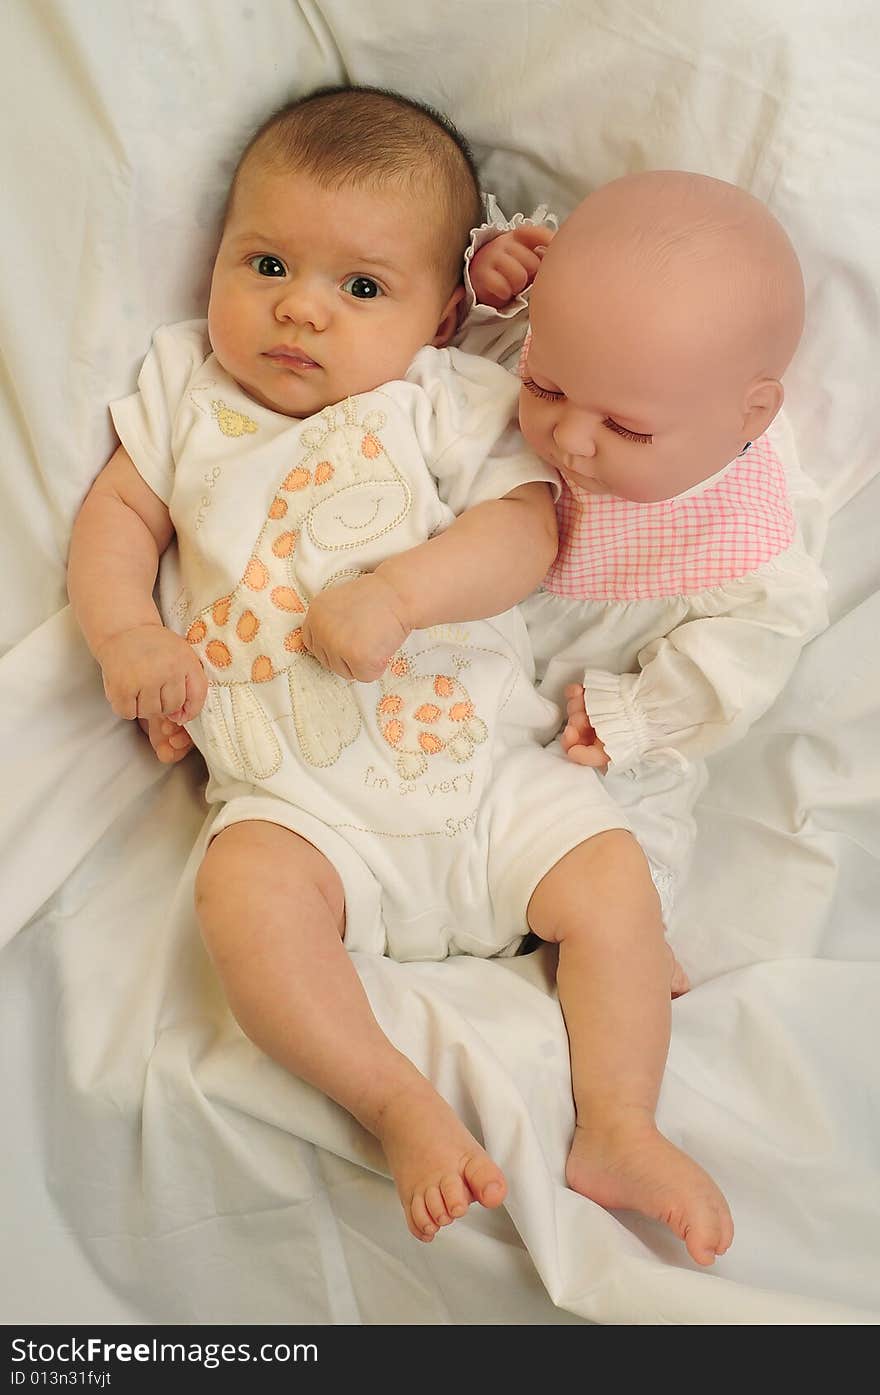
432,285,465,347
742,377,784,441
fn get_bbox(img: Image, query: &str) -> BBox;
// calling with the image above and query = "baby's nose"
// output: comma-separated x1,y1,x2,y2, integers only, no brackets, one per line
275,276,329,331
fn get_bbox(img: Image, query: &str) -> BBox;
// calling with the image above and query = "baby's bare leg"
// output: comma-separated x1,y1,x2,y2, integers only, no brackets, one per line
527,831,732,1266
195,820,506,1240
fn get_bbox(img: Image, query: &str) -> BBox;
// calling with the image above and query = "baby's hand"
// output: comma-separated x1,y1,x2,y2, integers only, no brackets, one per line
469,225,554,309
95,624,208,723
560,682,609,770
300,575,411,682
139,715,195,765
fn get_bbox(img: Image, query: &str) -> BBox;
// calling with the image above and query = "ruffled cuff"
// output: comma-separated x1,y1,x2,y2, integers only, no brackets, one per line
462,192,557,320
582,670,652,772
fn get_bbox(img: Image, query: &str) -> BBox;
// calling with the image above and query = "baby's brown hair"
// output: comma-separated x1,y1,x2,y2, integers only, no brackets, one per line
227,84,483,294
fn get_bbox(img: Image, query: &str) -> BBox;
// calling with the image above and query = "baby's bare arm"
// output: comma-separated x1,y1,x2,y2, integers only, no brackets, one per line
376,481,557,629
68,446,207,721
302,483,557,681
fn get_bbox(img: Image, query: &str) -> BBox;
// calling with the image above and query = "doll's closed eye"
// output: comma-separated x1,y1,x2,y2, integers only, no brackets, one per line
522,376,564,402
604,419,653,444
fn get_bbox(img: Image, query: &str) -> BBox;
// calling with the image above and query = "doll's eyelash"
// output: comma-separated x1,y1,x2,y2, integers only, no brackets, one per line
522,376,564,401
604,418,653,444
522,374,653,443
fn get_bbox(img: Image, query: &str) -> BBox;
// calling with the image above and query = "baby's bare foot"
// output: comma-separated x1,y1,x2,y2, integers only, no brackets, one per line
375,1081,507,1242
566,1111,733,1266
668,946,690,998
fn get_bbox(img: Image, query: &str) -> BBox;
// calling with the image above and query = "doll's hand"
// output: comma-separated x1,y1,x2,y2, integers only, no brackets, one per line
95,624,208,723
560,682,609,769
300,575,412,682
138,715,195,765
469,225,554,309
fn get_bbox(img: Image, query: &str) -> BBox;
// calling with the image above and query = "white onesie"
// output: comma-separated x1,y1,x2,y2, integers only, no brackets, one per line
111,320,629,960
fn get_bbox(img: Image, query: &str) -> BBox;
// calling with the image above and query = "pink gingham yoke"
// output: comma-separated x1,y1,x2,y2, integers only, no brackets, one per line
543,435,796,602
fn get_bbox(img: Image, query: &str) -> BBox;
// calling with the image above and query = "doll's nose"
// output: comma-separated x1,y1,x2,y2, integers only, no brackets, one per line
553,409,597,459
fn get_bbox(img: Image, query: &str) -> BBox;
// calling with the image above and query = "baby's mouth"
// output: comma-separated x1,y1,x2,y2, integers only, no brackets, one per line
264,346,321,370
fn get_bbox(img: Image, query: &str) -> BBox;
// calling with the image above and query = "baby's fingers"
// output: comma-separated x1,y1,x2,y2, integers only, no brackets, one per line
171,666,208,723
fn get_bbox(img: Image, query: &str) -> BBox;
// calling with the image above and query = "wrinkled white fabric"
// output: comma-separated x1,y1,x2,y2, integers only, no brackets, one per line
2,0,879,1326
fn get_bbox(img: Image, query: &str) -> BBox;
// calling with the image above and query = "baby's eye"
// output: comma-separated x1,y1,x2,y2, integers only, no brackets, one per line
603,418,653,444
521,376,564,402
249,254,287,277
342,275,383,300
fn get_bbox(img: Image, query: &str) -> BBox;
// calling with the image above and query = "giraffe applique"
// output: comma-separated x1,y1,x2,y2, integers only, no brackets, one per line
186,401,412,780
377,653,489,779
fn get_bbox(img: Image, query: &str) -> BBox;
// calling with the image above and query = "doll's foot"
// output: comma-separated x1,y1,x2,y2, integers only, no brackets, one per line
375,1080,507,1242
566,1110,733,1266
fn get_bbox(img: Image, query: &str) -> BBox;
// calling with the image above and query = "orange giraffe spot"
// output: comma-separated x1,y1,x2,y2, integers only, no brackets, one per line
418,732,444,755
268,496,288,519
414,703,441,723
382,719,404,748
282,466,310,491
212,596,231,625
434,675,455,697
314,460,334,484
449,701,474,722
186,619,207,645
378,694,404,716
244,557,269,590
236,610,259,642
271,585,305,612
389,657,409,677
271,531,297,558
361,433,382,459
251,655,275,683
205,639,232,669
284,628,305,652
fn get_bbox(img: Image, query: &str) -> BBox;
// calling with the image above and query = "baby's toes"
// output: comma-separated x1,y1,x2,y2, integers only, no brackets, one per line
440,1174,470,1219
463,1154,507,1208
407,1192,439,1243
686,1203,732,1267
423,1184,453,1228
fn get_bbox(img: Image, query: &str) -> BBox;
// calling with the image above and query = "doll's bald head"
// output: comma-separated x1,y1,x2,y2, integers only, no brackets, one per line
538,170,803,379
521,172,805,501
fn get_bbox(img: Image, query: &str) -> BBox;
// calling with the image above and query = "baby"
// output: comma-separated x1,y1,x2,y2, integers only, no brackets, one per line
68,89,733,1266
467,171,828,927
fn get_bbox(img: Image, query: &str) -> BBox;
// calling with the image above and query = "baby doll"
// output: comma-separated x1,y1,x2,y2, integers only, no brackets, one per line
68,92,732,1265
466,171,827,926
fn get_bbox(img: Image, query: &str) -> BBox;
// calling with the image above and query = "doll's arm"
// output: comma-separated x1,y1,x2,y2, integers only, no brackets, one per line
568,553,828,771
469,224,554,309
452,194,558,371
67,445,208,724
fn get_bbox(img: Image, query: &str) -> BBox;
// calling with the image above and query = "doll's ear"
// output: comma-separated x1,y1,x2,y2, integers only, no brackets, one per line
742,377,784,442
432,285,465,347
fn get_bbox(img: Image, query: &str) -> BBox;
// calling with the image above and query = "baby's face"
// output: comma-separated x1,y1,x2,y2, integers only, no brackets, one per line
521,262,750,503
208,166,459,417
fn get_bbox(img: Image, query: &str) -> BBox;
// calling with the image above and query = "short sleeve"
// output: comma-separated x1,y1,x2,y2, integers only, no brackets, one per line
109,320,209,504
406,345,559,516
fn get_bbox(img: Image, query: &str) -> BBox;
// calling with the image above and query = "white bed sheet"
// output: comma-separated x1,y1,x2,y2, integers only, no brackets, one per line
1,0,879,1325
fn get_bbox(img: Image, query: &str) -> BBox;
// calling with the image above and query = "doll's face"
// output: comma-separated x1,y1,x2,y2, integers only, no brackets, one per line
518,173,800,503
520,275,752,504
208,164,461,418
